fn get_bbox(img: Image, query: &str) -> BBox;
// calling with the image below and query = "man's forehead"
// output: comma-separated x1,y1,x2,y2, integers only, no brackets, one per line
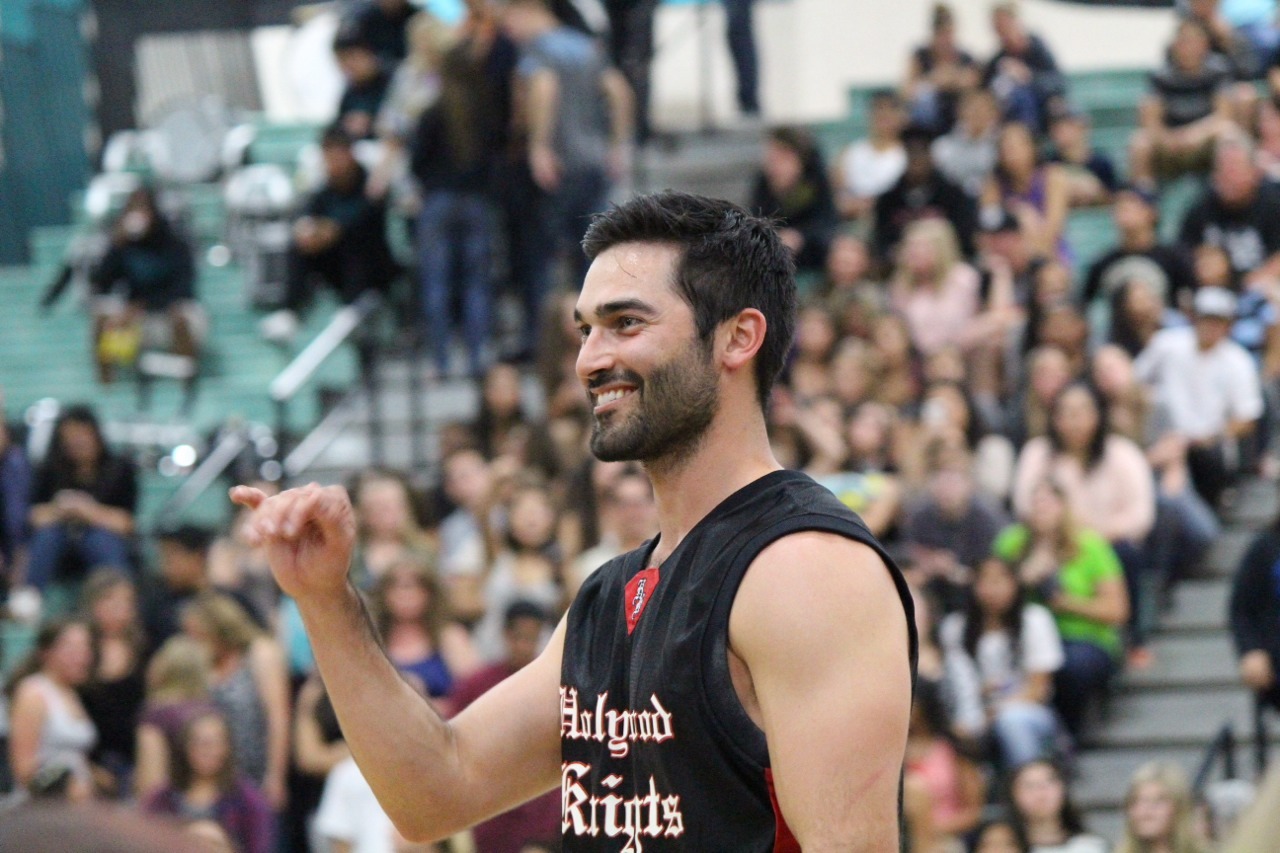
575,243,681,318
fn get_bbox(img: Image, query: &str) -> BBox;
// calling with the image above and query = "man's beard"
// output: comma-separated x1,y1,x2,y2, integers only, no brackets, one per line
589,340,720,468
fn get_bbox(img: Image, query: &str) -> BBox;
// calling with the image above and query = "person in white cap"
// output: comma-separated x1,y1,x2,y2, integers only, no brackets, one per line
1134,286,1263,507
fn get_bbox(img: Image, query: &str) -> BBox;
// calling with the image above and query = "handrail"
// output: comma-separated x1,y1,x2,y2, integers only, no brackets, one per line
153,428,251,527
269,291,382,403
1194,722,1238,798
283,391,361,478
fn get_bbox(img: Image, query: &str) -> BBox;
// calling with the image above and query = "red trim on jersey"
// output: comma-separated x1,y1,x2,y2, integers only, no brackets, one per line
624,566,661,635
765,768,801,852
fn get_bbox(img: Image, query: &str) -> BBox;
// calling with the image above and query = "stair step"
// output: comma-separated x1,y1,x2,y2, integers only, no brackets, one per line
1085,688,1258,749
1118,634,1239,692
1161,579,1231,634
1073,746,1204,810
1202,528,1255,579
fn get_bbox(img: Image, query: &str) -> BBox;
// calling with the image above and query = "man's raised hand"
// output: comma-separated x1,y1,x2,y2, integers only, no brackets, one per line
229,483,356,602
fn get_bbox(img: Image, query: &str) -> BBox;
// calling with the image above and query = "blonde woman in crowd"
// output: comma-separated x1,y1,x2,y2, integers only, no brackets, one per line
1115,761,1208,853
182,592,290,810
890,217,982,358
134,635,217,799
348,468,436,590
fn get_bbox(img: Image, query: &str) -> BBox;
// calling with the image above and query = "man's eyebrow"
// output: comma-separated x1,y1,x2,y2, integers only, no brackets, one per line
583,302,660,322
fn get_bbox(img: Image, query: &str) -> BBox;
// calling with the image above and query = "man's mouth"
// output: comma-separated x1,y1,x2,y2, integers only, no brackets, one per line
592,385,638,413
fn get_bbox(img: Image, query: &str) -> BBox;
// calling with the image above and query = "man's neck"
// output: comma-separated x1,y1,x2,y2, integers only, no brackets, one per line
645,408,780,566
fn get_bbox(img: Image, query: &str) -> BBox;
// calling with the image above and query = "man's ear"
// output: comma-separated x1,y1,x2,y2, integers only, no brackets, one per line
719,308,767,373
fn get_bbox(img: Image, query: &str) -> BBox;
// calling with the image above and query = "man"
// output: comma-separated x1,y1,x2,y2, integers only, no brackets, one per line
833,89,907,221
1179,134,1280,286
900,441,1010,613
1083,185,1197,332
983,2,1066,132
343,0,416,70
1047,108,1118,207
504,0,633,335
448,601,559,852
931,86,1000,198
260,127,398,345
1134,286,1264,508
873,123,977,261
233,191,916,849
1129,18,1236,186
332,27,393,141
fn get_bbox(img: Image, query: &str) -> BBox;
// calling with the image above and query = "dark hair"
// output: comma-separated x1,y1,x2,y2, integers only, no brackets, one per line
504,599,549,628
869,88,902,109
170,710,237,794
963,557,1026,666
44,405,109,482
922,380,985,449
995,120,1043,185
320,122,355,150
581,191,798,409
5,617,92,699
970,817,1031,853
155,523,215,556
1010,758,1089,837
80,566,146,679
931,2,954,32
371,558,450,648
1046,380,1109,471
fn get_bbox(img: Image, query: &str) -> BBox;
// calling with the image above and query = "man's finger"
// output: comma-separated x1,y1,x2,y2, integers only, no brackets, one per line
230,486,268,509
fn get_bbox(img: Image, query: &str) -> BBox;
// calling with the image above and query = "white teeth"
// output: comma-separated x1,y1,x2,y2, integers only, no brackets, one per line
596,389,632,406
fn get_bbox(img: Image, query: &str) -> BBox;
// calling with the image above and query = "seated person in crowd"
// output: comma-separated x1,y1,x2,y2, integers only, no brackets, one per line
1186,0,1261,81
750,126,839,272
1046,109,1118,207
1108,275,1189,359
260,127,398,345
1134,286,1264,509
1179,133,1280,286
1130,18,1237,186
940,556,1063,770
983,2,1067,133
26,405,136,595
900,441,1010,612
1009,759,1109,853
1192,241,1280,375
333,25,393,141
932,86,1001,198
874,123,978,261
447,601,560,852
832,89,907,221
982,121,1070,261
901,2,980,134
1083,185,1197,339
89,187,203,384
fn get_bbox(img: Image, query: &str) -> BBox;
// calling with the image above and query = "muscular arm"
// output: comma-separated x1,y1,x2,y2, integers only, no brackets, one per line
730,532,913,851
234,485,563,843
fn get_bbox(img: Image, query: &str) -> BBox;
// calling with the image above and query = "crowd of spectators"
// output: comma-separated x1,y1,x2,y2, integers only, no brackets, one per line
11,0,1280,850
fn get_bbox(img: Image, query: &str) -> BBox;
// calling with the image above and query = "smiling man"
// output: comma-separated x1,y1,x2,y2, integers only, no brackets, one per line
231,191,916,851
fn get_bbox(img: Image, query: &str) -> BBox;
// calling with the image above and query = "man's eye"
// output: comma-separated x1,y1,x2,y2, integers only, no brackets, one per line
618,316,641,330
577,325,591,341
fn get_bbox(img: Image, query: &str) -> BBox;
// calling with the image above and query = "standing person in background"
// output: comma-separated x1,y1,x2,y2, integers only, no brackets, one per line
832,90,907,222
504,0,634,306
751,126,840,272
411,22,509,380
603,0,661,142
26,405,137,596
345,0,418,70
722,0,761,119
902,2,980,134
332,26,393,141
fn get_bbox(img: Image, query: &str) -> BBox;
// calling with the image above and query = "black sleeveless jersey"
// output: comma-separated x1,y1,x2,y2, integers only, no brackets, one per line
559,469,918,852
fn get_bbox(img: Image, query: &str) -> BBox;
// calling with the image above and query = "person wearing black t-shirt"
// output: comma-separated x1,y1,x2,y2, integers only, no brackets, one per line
983,3,1066,133
1130,18,1236,185
1085,186,1197,332
333,27,393,141
874,124,978,262
344,0,415,70
26,406,137,592
233,192,916,850
1179,135,1280,285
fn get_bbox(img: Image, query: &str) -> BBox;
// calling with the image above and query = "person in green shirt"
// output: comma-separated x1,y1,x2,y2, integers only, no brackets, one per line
993,477,1130,737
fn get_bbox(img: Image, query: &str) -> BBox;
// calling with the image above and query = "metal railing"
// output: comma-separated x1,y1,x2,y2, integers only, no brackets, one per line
269,291,383,464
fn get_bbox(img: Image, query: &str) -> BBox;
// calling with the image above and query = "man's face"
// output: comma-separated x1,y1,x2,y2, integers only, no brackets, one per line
322,144,359,184
504,616,544,669
1114,192,1156,232
159,542,206,590
1194,314,1232,349
1214,146,1260,207
336,46,380,83
576,244,721,466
